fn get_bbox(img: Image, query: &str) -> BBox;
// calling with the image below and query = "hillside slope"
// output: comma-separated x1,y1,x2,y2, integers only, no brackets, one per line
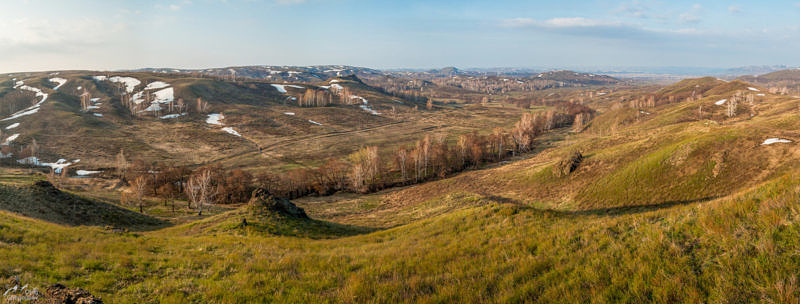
0,180,163,228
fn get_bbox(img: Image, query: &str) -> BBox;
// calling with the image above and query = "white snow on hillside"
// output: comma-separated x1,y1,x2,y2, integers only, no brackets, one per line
319,85,330,89
330,84,344,90
145,81,170,90
93,113,103,117
5,123,19,130
92,76,107,81
18,158,79,173
131,91,144,104
13,81,23,88
3,134,19,145
77,86,82,90
49,77,67,90
287,85,305,89
271,84,288,93
748,87,760,92
90,97,100,102
143,103,162,112
757,93,765,96
2,85,48,121
76,170,102,176
160,113,186,119
330,79,341,83
715,99,727,105
308,120,322,126
152,87,174,104
350,95,367,103
762,138,792,145
221,127,241,137
284,112,295,116
206,113,224,125
350,95,380,115
86,105,99,110
107,76,141,93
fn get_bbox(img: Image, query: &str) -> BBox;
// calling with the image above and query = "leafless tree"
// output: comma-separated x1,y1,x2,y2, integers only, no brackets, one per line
187,169,216,216
131,175,149,213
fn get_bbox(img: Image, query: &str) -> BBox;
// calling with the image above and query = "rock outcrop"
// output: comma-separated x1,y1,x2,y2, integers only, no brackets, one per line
248,189,308,218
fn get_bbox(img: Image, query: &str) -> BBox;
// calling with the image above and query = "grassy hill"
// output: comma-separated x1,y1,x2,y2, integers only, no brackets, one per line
1,75,800,302
0,180,163,228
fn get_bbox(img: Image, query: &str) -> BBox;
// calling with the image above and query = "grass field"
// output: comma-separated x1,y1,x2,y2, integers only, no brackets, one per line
2,73,800,302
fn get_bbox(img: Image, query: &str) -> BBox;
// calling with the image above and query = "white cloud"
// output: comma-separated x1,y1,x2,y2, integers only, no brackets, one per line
728,5,741,13
543,17,621,28
276,0,306,4
0,18,127,50
500,17,620,29
679,4,703,24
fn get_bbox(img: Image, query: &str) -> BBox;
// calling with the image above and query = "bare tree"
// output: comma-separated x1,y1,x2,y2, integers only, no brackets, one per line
187,169,216,216
131,175,149,213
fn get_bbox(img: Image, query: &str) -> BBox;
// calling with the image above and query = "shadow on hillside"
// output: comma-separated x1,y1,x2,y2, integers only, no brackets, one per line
566,197,718,216
0,181,168,231
226,212,380,239
481,193,717,217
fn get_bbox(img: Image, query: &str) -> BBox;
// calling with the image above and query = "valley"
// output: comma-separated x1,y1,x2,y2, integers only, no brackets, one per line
1,64,800,303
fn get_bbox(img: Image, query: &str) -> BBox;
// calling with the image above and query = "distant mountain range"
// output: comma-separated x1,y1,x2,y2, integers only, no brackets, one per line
128,65,799,83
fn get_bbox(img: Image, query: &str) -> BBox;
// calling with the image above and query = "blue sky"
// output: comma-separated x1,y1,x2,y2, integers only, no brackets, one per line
1,0,799,72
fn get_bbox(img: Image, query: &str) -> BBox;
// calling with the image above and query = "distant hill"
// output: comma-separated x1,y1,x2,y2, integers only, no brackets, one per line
738,68,800,83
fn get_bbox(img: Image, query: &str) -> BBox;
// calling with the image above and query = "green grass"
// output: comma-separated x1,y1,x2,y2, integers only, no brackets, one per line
3,172,800,303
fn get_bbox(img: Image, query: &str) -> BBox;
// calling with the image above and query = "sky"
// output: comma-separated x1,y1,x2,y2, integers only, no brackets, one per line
1,0,799,73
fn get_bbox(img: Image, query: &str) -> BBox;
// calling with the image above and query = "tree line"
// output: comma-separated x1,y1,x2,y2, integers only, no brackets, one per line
117,107,592,215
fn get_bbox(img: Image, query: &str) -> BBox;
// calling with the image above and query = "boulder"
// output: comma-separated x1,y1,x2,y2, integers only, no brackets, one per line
553,151,584,177
248,189,308,218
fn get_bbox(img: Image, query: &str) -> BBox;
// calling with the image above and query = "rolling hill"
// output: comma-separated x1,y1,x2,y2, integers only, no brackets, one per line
1,71,799,302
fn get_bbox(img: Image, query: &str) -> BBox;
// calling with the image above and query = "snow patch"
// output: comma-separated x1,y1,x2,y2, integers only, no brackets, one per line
283,112,295,116
5,123,19,130
160,113,187,119
271,84,287,93
1,85,47,121
151,87,174,104
747,87,760,92
206,113,224,125
3,134,19,145
308,120,322,125
107,76,141,93
145,81,170,90
76,170,102,176
18,158,79,173
762,138,792,145
756,93,765,97
221,127,241,137
49,77,67,90
715,99,727,105
93,113,103,117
